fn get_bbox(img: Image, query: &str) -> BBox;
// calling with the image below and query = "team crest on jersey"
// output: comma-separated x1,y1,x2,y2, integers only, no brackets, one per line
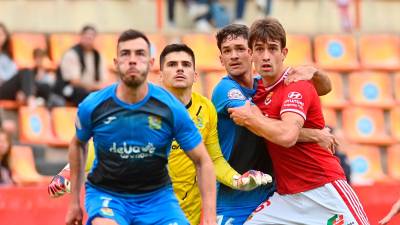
195,116,204,129
228,88,246,100
148,115,162,130
264,92,274,105
100,207,114,217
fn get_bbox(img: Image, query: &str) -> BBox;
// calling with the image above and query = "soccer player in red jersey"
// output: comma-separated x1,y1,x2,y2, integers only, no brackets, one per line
228,17,370,225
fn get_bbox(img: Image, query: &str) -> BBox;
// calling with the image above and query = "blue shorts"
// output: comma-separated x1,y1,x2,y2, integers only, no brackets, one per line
217,184,276,225
85,183,189,225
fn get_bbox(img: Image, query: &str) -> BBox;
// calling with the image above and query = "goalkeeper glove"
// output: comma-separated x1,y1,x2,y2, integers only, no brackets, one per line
232,170,272,191
48,165,71,198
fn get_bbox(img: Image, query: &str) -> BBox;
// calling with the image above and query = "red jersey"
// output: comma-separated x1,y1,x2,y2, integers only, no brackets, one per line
253,70,345,194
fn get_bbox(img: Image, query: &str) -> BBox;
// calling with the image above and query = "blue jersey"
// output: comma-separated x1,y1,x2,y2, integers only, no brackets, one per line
76,83,202,195
212,75,274,207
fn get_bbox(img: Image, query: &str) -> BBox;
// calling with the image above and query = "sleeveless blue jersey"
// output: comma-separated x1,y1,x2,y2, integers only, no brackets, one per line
75,83,202,195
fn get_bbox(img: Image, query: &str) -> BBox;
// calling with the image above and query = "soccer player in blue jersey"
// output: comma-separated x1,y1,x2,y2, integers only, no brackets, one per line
65,29,217,225
212,24,336,225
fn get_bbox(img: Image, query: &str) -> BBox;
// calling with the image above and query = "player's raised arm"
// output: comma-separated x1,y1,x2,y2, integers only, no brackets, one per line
185,143,217,225
284,65,332,96
65,136,88,225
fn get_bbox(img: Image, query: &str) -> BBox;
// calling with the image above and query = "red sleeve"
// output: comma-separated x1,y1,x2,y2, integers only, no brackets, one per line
280,81,316,120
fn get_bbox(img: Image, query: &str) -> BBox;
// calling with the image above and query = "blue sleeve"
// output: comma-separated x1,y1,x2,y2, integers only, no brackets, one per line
75,102,93,143
211,80,247,115
172,101,202,151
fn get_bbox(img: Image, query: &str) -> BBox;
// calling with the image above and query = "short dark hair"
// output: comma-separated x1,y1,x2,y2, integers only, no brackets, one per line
80,25,97,34
0,23,12,57
216,24,249,51
249,17,286,50
117,29,151,51
159,43,195,70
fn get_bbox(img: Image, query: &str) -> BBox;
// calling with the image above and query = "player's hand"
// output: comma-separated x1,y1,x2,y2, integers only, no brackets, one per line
65,203,83,225
379,214,394,225
317,127,338,154
228,101,261,126
48,167,71,198
284,65,318,85
233,170,273,191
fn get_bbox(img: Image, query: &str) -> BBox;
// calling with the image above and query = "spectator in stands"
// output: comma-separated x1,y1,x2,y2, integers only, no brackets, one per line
255,0,273,16
18,48,65,108
380,198,400,224
167,0,213,32
55,25,106,106
0,23,38,107
336,0,352,32
0,128,13,186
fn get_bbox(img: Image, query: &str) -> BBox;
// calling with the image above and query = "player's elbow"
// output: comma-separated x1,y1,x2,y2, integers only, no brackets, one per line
276,132,298,148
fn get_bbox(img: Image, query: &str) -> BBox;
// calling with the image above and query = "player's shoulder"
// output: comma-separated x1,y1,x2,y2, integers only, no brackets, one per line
78,83,116,112
213,75,240,92
192,92,217,112
285,80,314,90
150,83,184,109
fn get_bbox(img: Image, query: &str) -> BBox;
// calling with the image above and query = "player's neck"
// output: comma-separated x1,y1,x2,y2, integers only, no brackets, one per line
262,67,287,85
116,81,149,104
167,87,192,106
230,70,253,89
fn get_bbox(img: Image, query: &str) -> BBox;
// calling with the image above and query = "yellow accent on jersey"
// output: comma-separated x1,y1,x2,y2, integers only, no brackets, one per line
168,92,239,225
85,140,95,173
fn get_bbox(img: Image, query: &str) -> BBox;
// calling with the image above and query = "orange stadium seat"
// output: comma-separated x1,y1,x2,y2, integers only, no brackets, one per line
10,33,48,68
319,72,347,108
322,107,338,128
314,34,359,71
203,72,225,99
387,145,400,180
95,33,118,71
285,34,313,67
342,107,393,145
359,34,400,71
0,100,20,110
390,106,400,142
346,145,385,185
348,71,394,108
51,107,77,146
395,73,400,104
181,34,223,72
9,145,50,186
18,106,54,145
49,33,79,65
147,33,169,71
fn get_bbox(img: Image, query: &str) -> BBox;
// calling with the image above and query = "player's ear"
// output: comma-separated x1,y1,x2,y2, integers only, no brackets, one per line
194,71,199,83
282,47,288,61
149,57,155,68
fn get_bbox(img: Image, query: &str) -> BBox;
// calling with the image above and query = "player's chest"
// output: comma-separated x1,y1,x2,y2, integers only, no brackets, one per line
256,90,284,119
93,111,172,144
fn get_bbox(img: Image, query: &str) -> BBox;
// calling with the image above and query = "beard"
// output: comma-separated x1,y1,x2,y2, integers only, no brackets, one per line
119,66,149,88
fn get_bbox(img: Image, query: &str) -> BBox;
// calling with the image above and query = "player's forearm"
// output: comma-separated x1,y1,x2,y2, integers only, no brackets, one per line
195,153,216,220
207,142,240,188
243,114,299,148
390,199,400,217
312,70,331,96
68,136,87,204
298,128,321,142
